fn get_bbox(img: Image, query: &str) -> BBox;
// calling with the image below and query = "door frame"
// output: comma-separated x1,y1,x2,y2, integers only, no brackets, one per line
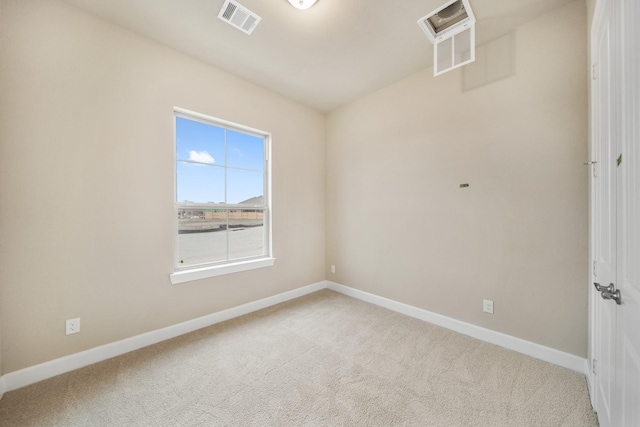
588,0,609,407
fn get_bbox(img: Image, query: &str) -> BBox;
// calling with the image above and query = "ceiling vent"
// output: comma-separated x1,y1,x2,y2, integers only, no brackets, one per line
418,0,475,43
417,0,476,76
218,0,261,35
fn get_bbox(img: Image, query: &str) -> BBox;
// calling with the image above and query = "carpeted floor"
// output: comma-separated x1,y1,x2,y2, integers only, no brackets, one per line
0,289,599,426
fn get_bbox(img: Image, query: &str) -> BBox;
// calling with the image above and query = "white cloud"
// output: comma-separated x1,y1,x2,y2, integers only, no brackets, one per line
189,150,215,164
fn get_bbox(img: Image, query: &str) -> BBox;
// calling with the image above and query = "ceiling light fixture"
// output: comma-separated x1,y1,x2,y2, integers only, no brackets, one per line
287,0,318,10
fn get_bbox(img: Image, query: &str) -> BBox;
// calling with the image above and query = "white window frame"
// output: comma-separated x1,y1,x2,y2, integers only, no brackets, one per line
170,107,274,285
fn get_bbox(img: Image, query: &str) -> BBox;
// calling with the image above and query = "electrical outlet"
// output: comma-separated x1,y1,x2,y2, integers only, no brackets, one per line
66,318,80,335
483,300,494,314
330,265,336,274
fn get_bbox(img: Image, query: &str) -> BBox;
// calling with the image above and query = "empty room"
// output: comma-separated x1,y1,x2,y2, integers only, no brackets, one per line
0,0,638,425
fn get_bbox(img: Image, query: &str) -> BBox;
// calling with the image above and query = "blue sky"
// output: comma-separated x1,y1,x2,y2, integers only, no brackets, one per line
176,117,264,204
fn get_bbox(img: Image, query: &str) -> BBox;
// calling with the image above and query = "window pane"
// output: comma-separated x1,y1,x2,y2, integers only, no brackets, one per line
174,111,270,272
227,169,264,205
176,117,225,166
176,162,224,203
177,208,228,266
226,129,264,171
228,209,265,260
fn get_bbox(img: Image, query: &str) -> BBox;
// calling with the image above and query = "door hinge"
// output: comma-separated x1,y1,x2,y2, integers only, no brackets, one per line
592,359,597,375
593,260,598,277
592,64,597,80
585,160,598,178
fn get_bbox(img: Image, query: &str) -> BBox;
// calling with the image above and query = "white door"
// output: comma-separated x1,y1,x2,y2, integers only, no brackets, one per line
614,0,640,424
591,0,617,423
591,0,640,426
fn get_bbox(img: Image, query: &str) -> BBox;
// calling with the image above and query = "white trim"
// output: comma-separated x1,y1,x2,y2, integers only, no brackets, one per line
173,107,268,137
0,280,590,396
0,281,325,394
170,257,275,284
588,0,600,411
327,281,588,374
585,358,594,402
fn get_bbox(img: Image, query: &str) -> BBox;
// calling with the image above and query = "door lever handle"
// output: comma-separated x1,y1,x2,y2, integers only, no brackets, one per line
601,289,622,305
594,282,615,293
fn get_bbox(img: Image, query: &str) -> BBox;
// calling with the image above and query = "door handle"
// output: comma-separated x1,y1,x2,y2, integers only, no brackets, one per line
594,282,622,304
601,289,622,305
594,282,614,293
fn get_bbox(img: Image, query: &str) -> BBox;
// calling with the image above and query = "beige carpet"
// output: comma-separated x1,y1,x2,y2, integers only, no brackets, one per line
0,290,598,426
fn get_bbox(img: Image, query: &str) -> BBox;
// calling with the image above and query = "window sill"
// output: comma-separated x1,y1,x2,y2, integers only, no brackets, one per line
170,257,276,285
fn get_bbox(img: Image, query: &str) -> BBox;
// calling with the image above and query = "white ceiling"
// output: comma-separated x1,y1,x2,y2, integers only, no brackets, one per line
61,0,578,112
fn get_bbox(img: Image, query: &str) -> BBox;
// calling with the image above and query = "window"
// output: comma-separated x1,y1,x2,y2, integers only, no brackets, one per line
170,108,273,284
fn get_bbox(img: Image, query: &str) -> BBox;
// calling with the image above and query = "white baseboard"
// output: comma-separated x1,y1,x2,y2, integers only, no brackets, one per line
0,279,588,396
1,281,326,394
327,281,588,374
585,359,595,406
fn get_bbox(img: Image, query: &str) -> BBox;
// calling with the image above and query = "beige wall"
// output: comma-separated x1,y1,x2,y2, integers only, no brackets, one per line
326,0,589,357
0,0,325,373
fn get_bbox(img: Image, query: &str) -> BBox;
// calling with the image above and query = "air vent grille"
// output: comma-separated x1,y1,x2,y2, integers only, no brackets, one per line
218,0,261,35
222,2,236,20
243,16,258,32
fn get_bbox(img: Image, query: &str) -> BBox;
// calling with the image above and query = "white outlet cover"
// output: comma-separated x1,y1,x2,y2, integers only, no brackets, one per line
66,318,80,335
483,300,494,314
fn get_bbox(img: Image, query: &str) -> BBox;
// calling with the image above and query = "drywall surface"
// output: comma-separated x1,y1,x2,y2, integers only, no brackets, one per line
0,0,325,373
326,1,589,357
